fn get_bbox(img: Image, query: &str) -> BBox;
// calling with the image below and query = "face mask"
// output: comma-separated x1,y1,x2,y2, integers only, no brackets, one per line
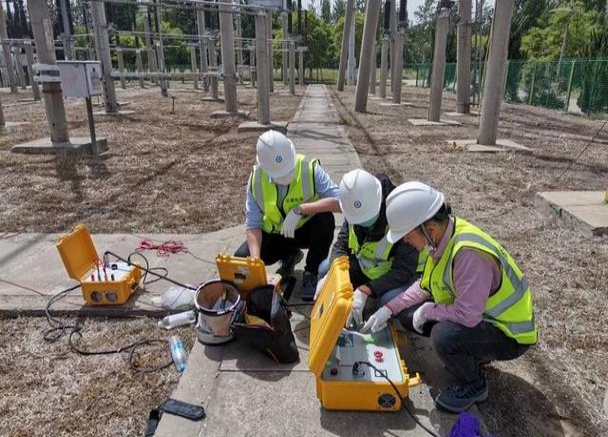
271,169,296,186
358,214,379,228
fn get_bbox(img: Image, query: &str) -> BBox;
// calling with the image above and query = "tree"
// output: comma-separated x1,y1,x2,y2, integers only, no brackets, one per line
320,0,332,22
333,0,346,23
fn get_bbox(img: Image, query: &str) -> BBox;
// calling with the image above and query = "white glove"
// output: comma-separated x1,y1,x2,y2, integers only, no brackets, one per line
412,302,434,334
281,209,301,239
313,275,327,301
360,305,392,334
347,289,369,329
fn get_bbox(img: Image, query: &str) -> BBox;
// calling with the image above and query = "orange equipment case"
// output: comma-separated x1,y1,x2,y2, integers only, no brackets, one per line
56,224,141,305
308,256,420,411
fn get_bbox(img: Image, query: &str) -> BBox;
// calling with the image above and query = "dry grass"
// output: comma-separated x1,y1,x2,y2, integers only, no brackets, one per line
331,85,608,437
0,316,196,437
0,84,302,233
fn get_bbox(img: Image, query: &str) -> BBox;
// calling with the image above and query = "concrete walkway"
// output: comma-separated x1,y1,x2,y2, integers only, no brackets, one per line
0,85,484,436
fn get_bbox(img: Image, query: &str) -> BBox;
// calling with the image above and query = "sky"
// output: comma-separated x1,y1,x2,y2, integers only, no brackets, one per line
302,0,496,24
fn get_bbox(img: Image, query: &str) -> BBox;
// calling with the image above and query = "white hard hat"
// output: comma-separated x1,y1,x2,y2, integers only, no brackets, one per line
385,181,445,243
339,169,382,225
256,130,297,179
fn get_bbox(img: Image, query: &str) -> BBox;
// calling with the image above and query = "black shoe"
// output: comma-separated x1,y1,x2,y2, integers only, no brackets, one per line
301,271,317,301
277,248,304,278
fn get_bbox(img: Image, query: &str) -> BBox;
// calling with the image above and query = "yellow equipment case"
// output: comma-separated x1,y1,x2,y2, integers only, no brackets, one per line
215,254,268,298
56,224,142,305
308,257,420,412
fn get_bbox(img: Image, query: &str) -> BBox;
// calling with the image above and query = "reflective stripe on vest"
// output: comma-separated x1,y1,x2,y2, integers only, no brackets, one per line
348,225,393,280
250,154,318,233
417,249,429,273
420,218,537,345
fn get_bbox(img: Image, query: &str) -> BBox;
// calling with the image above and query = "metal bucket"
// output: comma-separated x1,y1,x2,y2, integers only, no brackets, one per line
194,280,240,345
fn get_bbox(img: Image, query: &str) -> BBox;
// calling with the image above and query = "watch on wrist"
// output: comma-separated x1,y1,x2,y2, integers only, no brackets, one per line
293,206,302,215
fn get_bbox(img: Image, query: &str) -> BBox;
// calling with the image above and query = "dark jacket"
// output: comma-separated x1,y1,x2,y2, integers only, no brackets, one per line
329,173,420,297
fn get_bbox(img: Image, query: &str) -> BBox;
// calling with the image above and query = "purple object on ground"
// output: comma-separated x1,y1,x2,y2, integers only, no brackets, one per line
448,412,497,437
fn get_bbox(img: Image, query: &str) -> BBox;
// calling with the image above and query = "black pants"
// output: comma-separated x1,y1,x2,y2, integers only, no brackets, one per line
397,303,530,384
235,212,335,273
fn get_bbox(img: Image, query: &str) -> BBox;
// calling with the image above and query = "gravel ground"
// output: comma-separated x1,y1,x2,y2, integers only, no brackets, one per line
331,85,608,437
0,83,302,233
0,83,302,437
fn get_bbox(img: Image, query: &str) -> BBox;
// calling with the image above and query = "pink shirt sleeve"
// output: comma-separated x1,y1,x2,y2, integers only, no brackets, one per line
424,248,501,328
385,279,431,314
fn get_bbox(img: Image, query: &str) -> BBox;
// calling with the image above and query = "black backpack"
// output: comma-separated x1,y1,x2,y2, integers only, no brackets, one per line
230,285,299,364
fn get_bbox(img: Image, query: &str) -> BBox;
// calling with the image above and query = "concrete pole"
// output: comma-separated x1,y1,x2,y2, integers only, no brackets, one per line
298,48,304,86
218,0,238,113
15,46,26,90
478,0,514,145
337,0,355,91
190,45,199,89
207,38,219,99
143,17,158,84
29,0,69,143
267,10,274,93
90,0,118,113
354,0,381,113
281,12,288,85
392,31,404,104
24,42,41,100
155,5,168,96
116,48,126,89
369,41,377,94
196,11,209,92
255,12,270,124
289,40,295,95
389,0,397,93
59,0,73,59
379,36,388,98
456,0,472,114
347,16,356,85
0,94,4,126
250,47,256,87
0,8,17,93
427,9,450,122
235,13,243,83
135,49,145,88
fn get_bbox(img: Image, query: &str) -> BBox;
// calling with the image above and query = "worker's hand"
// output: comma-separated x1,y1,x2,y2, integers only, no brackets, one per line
360,305,392,334
347,288,370,329
412,302,434,334
313,275,327,301
281,209,301,239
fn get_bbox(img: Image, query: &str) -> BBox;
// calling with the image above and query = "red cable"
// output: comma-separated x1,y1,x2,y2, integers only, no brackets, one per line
136,239,189,256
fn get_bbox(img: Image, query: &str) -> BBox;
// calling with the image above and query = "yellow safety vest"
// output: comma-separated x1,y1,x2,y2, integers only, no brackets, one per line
417,248,429,273
420,218,537,345
250,154,319,234
348,226,393,280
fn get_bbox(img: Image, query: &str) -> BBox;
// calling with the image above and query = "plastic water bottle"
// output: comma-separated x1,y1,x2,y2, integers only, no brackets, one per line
169,335,188,373
158,310,196,330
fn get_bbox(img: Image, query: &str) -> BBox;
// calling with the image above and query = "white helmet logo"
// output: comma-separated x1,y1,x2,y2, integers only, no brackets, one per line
275,155,283,163
354,201,362,209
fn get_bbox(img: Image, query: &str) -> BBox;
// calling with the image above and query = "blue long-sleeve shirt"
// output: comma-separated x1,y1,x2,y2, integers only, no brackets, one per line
245,164,339,230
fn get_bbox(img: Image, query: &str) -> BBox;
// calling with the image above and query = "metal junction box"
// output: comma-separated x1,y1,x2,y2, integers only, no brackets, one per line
57,61,102,98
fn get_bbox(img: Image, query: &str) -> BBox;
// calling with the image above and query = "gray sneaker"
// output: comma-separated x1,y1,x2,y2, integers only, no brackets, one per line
300,271,317,301
435,379,488,413
277,248,304,278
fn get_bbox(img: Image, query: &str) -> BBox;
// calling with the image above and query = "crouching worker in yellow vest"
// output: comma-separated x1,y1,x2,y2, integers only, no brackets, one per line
234,130,341,300
361,181,537,413
314,169,422,329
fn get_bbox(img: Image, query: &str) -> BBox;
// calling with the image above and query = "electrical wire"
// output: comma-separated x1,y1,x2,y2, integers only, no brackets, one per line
43,284,175,373
555,118,608,181
355,361,442,437
104,250,198,291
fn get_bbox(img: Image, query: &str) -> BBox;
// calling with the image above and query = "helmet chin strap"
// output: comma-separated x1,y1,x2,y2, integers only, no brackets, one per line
419,224,437,251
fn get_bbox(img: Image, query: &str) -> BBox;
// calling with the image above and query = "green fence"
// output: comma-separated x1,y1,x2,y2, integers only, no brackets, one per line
408,58,608,117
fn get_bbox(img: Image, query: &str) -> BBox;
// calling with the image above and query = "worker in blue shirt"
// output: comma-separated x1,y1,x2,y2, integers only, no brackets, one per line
234,130,341,300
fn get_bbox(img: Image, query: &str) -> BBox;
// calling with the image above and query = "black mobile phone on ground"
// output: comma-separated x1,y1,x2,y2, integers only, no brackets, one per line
161,398,206,421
